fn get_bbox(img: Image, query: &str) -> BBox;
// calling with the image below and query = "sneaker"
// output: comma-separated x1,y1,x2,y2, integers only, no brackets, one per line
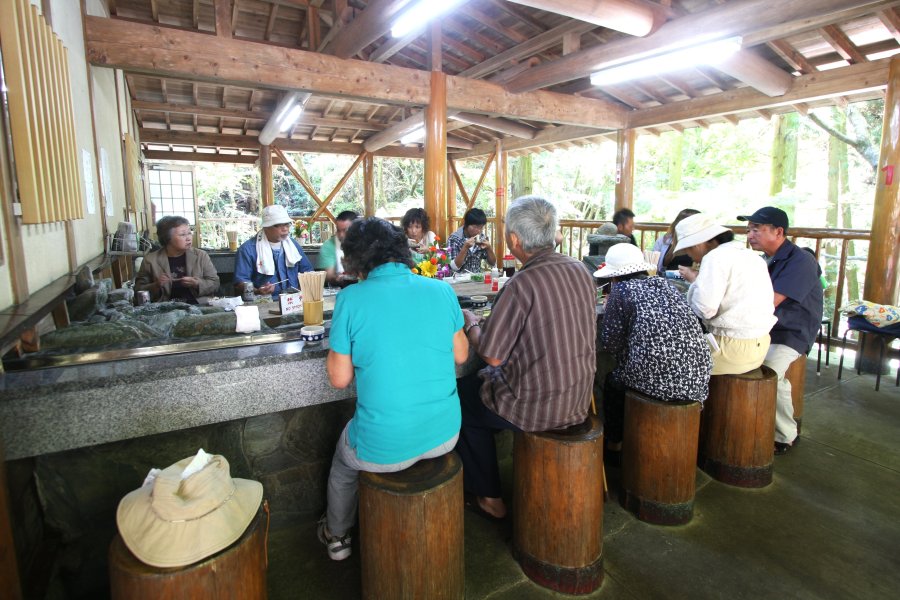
317,515,352,561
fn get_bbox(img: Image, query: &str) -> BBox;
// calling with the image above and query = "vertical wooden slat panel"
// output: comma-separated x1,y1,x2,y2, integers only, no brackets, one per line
0,0,42,222
57,41,82,219
48,36,71,219
26,4,57,222
36,8,64,221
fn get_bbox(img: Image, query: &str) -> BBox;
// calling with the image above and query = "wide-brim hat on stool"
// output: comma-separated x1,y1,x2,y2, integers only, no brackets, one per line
593,243,654,279
116,451,263,568
673,213,730,254
261,204,292,228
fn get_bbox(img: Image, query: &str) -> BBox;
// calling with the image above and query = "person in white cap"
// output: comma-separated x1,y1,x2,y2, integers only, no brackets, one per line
234,204,314,299
673,213,776,375
595,243,711,456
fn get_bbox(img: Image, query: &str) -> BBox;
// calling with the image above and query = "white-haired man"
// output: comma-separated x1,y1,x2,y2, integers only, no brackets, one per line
456,196,597,520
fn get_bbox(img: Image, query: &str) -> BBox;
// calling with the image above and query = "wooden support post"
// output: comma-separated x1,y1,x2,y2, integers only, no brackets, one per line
51,301,70,329
495,140,508,258
861,56,900,372
259,144,274,207
425,71,447,237
615,128,635,210
363,153,375,218
445,159,457,241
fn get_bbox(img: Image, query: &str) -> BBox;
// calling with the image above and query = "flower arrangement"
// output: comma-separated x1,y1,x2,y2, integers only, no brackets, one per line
413,238,451,279
293,220,309,240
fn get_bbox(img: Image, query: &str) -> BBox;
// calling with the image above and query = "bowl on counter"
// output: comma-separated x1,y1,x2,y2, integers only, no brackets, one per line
301,325,325,344
470,295,488,309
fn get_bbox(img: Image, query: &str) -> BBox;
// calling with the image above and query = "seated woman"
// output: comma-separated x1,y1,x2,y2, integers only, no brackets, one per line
652,208,699,273
401,208,437,259
674,213,777,375
135,216,219,303
596,244,711,452
318,217,469,561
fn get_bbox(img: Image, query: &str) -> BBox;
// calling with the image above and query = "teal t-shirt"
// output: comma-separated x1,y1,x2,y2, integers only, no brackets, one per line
329,262,464,464
318,237,338,270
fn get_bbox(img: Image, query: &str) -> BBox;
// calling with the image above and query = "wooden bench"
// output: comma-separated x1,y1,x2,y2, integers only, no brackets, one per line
700,367,778,488
785,355,807,434
513,415,604,595
358,452,464,600
109,507,268,600
621,390,701,526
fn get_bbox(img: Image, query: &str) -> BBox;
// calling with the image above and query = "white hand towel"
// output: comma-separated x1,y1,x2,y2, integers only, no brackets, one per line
254,230,302,276
335,240,344,275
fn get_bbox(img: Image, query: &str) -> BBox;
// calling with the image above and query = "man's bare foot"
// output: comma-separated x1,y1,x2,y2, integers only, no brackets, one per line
478,496,507,519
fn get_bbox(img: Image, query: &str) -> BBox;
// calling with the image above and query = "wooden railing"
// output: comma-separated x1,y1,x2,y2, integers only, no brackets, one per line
560,220,871,342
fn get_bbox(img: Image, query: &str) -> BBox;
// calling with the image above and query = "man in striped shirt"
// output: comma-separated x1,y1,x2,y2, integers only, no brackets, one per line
456,196,597,520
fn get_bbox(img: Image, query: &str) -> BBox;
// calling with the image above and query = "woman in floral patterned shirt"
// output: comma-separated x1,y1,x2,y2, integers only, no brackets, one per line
596,244,712,449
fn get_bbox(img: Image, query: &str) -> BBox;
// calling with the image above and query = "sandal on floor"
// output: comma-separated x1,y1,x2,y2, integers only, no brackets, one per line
464,493,506,522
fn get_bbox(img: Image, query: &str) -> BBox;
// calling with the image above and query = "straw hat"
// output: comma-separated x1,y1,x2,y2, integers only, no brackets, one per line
261,204,292,228
673,213,730,254
116,453,263,568
593,243,653,279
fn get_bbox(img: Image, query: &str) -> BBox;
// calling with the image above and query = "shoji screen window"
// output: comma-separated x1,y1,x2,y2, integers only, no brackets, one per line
147,168,196,225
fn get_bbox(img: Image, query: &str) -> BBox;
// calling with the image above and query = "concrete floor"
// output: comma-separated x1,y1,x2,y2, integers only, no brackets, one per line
267,352,900,599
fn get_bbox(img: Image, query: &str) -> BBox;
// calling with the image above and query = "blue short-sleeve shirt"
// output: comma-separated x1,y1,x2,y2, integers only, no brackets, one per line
768,240,824,354
329,262,464,464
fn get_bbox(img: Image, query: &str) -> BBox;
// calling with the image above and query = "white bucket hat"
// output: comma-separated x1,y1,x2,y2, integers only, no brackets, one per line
593,243,654,279
673,213,730,254
261,204,292,228
116,452,263,568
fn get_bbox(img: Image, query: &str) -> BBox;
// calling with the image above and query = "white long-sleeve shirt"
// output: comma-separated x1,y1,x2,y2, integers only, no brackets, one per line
686,241,777,339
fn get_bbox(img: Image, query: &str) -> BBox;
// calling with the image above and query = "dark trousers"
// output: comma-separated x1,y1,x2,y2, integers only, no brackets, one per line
454,372,521,498
602,372,627,445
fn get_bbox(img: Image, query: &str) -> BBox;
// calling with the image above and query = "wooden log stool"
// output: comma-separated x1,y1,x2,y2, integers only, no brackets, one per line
513,415,604,595
358,452,464,600
700,367,778,488
621,391,701,526
785,355,807,434
109,507,268,600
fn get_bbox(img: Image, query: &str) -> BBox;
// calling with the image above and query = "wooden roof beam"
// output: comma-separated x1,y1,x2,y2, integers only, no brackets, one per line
452,124,610,160
503,0,896,94
714,50,795,96
504,0,669,37
627,57,890,129
451,112,538,139
819,25,868,64
85,15,626,128
324,0,413,59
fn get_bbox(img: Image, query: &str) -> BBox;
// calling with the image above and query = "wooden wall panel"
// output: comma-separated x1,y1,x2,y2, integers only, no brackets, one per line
0,0,83,225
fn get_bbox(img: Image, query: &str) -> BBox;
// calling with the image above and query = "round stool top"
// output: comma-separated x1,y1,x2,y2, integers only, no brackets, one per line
713,366,777,381
625,388,699,407
529,414,603,442
361,451,461,495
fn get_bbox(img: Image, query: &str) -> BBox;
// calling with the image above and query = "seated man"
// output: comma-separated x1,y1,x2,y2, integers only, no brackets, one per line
612,208,638,246
456,196,597,520
738,206,823,454
318,210,358,285
448,208,497,273
234,204,314,299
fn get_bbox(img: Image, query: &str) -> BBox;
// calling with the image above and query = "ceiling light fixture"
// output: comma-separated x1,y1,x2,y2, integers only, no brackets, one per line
400,127,426,145
590,37,743,87
391,0,467,38
278,103,304,132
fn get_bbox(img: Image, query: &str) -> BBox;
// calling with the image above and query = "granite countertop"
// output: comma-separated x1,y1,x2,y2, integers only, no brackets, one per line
0,334,353,460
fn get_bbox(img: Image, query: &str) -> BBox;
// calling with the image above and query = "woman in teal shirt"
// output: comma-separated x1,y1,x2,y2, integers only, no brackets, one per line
318,217,469,561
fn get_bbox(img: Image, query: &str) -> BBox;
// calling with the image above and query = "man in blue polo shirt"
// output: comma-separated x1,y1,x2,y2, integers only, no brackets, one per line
738,207,823,455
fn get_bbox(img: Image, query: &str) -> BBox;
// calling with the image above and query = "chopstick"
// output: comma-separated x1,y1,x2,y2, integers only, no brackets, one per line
298,271,325,302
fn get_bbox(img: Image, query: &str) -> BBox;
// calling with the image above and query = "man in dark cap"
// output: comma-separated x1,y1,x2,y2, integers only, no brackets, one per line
737,207,823,455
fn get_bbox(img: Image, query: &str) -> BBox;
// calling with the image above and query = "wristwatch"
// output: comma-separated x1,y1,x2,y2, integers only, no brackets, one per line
465,323,480,335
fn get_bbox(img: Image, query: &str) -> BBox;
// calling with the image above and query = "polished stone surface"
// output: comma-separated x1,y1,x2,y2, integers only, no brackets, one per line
0,336,353,460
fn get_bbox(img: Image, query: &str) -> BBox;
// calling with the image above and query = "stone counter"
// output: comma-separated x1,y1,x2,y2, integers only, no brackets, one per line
0,335,353,460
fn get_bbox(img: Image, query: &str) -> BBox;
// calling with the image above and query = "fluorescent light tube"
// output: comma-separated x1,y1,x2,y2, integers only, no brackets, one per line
400,127,425,145
279,104,303,132
590,37,742,87
391,0,467,38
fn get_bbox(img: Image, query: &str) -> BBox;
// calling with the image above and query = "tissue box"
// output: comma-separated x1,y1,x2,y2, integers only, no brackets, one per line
279,291,302,315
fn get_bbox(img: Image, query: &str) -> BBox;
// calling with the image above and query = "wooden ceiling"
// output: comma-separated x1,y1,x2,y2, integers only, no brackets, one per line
93,0,900,161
